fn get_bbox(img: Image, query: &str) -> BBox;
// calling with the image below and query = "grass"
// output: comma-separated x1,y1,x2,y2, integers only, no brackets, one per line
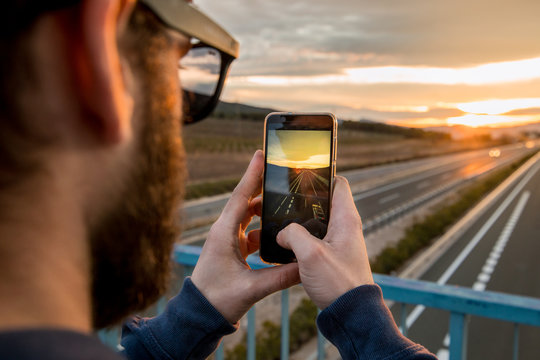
371,150,538,274
185,177,240,200
184,117,509,186
184,136,261,153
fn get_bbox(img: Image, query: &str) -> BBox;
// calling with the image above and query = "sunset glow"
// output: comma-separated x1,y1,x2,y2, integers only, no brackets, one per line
196,0,540,130
267,130,331,169
240,57,540,87
446,114,536,128
455,98,540,115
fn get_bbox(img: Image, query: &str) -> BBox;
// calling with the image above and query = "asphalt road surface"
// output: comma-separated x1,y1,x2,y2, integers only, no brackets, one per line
181,143,536,245
393,153,540,359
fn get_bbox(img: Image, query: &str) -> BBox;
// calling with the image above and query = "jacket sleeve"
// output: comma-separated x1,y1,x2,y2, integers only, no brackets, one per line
317,284,437,360
121,277,237,360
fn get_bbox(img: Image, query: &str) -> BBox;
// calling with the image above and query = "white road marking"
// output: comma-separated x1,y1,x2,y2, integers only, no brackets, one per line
405,162,538,329
379,193,401,204
417,181,430,189
436,349,449,360
353,165,460,201
486,258,497,266
478,273,490,283
434,191,530,355
473,282,486,291
482,264,495,274
443,334,450,347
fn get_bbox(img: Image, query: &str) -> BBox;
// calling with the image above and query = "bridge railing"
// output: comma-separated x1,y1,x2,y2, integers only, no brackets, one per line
99,244,540,360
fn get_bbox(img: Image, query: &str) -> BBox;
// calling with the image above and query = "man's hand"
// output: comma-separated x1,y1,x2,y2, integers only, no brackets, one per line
277,176,373,310
190,150,300,324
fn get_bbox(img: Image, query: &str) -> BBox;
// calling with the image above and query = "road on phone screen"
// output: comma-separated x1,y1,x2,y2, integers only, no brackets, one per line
270,168,328,218
386,151,540,360
180,142,537,246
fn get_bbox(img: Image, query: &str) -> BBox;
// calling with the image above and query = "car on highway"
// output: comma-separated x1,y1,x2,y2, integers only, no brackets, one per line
489,148,501,158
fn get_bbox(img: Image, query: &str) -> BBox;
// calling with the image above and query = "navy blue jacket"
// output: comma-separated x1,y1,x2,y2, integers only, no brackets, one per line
0,278,436,359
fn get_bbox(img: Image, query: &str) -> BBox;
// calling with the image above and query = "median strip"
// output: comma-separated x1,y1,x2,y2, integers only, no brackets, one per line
371,150,538,276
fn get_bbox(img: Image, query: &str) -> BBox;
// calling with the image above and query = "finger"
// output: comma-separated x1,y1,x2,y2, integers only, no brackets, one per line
239,229,261,258
250,196,262,218
221,150,264,225
240,196,262,230
277,223,322,262
328,176,362,228
250,263,301,300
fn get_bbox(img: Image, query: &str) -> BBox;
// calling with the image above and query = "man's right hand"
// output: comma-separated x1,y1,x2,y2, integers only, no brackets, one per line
277,176,374,310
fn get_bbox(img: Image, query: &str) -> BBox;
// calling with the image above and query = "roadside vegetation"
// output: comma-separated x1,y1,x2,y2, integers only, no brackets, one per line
185,177,240,200
219,150,537,359
185,114,511,200
371,150,538,274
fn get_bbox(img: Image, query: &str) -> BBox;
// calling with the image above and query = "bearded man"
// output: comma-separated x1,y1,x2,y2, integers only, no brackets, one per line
0,1,435,359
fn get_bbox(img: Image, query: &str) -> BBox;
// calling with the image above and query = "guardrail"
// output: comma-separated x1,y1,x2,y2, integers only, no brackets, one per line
99,245,540,360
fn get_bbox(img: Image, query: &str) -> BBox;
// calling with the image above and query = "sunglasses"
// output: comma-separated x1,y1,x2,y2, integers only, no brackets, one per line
141,0,239,124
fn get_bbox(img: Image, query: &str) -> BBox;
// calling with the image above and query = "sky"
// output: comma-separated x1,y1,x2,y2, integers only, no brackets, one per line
267,130,331,169
195,0,540,128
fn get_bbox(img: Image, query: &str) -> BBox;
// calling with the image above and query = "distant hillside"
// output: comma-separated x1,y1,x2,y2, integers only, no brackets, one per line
341,119,451,140
426,122,540,140
212,101,450,139
212,101,277,120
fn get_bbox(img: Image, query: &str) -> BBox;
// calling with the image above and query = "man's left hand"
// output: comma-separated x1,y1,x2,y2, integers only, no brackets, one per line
191,150,300,324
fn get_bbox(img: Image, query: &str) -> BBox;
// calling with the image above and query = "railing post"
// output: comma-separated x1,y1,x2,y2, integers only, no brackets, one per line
512,323,520,360
156,296,167,314
247,306,256,360
183,265,194,278
281,289,290,360
449,312,468,360
400,302,409,336
317,309,326,360
97,327,121,350
215,343,224,360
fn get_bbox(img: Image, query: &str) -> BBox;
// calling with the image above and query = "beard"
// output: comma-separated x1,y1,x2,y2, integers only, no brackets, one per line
89,6,185,329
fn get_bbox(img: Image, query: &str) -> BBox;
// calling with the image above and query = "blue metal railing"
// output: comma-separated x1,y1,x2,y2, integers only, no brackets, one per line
99,244,540,359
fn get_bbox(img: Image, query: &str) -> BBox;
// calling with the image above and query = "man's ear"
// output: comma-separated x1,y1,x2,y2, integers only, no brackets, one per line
76,0,136,144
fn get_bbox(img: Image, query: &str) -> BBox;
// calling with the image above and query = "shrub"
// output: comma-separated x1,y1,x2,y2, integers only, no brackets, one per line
371,151,537,274
185,178,240,200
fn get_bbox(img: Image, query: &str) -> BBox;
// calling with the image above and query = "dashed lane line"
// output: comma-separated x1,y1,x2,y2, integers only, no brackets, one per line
417,181,431,189
435,191,530,356
378,192,401,204
405,161,539,329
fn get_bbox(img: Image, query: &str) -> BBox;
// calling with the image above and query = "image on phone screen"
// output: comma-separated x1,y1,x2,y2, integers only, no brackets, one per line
261,125,333,263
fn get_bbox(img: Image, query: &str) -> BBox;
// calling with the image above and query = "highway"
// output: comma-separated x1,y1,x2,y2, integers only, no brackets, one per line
393,152,540,359
180,143,536,246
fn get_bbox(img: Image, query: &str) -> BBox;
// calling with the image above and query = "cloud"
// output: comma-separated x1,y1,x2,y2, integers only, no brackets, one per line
235,57,540,86
454,98,540,115
222,79,540,114
192,0,540,127
196,0,540,77
503,108,540,116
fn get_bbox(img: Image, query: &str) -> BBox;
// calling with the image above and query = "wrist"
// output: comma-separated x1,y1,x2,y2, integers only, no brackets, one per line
190,275,240,324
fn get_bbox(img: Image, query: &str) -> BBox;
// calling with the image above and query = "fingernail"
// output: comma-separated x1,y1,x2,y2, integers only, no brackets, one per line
250,150,263,164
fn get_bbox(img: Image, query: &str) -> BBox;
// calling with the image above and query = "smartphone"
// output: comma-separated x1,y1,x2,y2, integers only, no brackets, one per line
260,112,337,264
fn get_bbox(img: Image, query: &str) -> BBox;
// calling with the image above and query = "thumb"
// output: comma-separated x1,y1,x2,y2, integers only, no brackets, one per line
277,223,322,262
330,176,359,220
250,263,300,300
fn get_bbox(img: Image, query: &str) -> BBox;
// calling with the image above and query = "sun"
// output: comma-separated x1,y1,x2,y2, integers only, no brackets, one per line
446,114,534,128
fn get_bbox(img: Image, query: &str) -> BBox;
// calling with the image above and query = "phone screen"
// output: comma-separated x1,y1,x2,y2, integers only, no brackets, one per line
260,113,336,264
